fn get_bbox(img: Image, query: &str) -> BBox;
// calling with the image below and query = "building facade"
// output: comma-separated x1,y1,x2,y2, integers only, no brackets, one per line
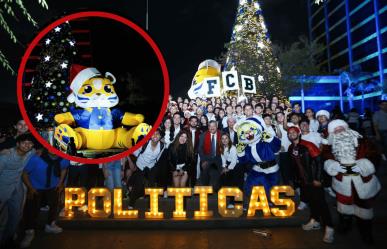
307,0,386,100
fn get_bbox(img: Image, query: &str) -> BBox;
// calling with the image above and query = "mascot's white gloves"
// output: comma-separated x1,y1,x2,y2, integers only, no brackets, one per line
236,143,246,157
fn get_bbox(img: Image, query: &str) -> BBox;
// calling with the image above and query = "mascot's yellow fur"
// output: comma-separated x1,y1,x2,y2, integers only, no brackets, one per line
54,64,151,150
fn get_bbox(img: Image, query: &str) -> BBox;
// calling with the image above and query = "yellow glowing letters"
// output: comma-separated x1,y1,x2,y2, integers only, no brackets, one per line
194,186,214,218
64,187,86,217
168,188,192,218
64,186,295,219
218,187,243,218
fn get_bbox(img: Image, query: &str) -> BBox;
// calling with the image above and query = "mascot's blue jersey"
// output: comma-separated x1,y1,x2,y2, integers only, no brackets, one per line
238,137,281,164
70,108,124,130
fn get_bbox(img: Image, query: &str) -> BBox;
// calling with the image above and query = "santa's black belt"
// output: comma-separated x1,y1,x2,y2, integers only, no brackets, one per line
256,160,276,169
340,163,359,176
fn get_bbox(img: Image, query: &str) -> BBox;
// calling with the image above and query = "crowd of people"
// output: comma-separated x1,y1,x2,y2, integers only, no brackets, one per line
0,95,385,248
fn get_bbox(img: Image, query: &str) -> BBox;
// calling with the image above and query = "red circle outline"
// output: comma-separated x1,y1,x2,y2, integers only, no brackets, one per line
17,11,169,164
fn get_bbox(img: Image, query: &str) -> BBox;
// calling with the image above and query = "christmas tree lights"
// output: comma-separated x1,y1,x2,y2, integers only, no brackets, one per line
225,0,282,98
25,22,78,128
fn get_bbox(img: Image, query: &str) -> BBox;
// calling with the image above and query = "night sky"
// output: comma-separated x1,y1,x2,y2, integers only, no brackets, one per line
0,0,307,104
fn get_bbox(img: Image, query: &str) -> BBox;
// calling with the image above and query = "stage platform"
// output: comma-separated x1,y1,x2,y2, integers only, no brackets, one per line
58,195,310,230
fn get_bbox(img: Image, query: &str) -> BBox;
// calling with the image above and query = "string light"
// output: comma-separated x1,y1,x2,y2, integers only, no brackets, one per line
225,0,283,99
270,186,295,217
64,186,296,219
167,188,192,218
194,186,213,218
113,189,138,218
25,22,78,129
88,188,111,218
247,186,271,217
64,188,86,217
145,188,164,219
218,187,243,218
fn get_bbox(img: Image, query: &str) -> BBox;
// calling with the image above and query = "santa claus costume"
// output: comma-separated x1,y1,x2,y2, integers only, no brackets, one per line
324,120,381,244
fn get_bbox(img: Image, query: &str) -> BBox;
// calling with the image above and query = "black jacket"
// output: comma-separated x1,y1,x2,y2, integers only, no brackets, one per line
288,141,323,185
168,144,193,172
222,128,238,145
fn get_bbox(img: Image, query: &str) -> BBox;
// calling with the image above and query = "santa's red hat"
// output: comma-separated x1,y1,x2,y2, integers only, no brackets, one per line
67,64,116,103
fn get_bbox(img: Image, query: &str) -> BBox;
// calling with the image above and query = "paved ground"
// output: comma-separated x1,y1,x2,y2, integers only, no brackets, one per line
27,226,386,249
19,163,387,249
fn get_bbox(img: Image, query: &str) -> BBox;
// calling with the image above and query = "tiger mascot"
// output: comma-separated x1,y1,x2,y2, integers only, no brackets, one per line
54,64,151,150
236,117,281,200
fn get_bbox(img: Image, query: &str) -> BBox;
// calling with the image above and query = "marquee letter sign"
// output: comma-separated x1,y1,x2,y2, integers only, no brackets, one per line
204,77,221,97
241,75,256,94
145,188,164,219
194,186,214,218
64,187,86,217
64,186,296,220
222,71,239,91
114,189,138,218
168,188,192,218
218,187,243,218
88,188,111,218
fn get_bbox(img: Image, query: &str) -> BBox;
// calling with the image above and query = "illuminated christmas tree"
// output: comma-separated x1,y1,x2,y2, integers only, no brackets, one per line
224,0,282,98
25,22,78,128
314,0,325,5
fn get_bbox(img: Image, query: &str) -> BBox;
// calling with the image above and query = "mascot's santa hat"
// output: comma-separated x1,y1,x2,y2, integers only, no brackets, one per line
67,64,116,103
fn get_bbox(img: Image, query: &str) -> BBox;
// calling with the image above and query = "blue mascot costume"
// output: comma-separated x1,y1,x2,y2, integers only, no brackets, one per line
236,117,281,202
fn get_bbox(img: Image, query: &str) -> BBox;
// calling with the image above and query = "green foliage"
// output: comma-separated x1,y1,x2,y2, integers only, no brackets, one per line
272,36,326,87
0,0,49,74
0,49,14,73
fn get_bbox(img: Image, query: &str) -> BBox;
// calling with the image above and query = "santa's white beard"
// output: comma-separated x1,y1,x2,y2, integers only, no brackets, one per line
329,129,361,164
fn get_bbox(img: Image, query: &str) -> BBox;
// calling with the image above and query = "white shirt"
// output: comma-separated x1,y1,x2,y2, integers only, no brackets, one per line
309,119,319,133
278,124,291,152
206,113,216,122
264,125,276,138
222,114,236,128
235,114,246,123
221,145,238,170
229,129,236,143
191,129,197,147
134,142,163,170
163,130,173,148
301,131,322,148
211,133,217,150
174,125,181,136
252,114,264,124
